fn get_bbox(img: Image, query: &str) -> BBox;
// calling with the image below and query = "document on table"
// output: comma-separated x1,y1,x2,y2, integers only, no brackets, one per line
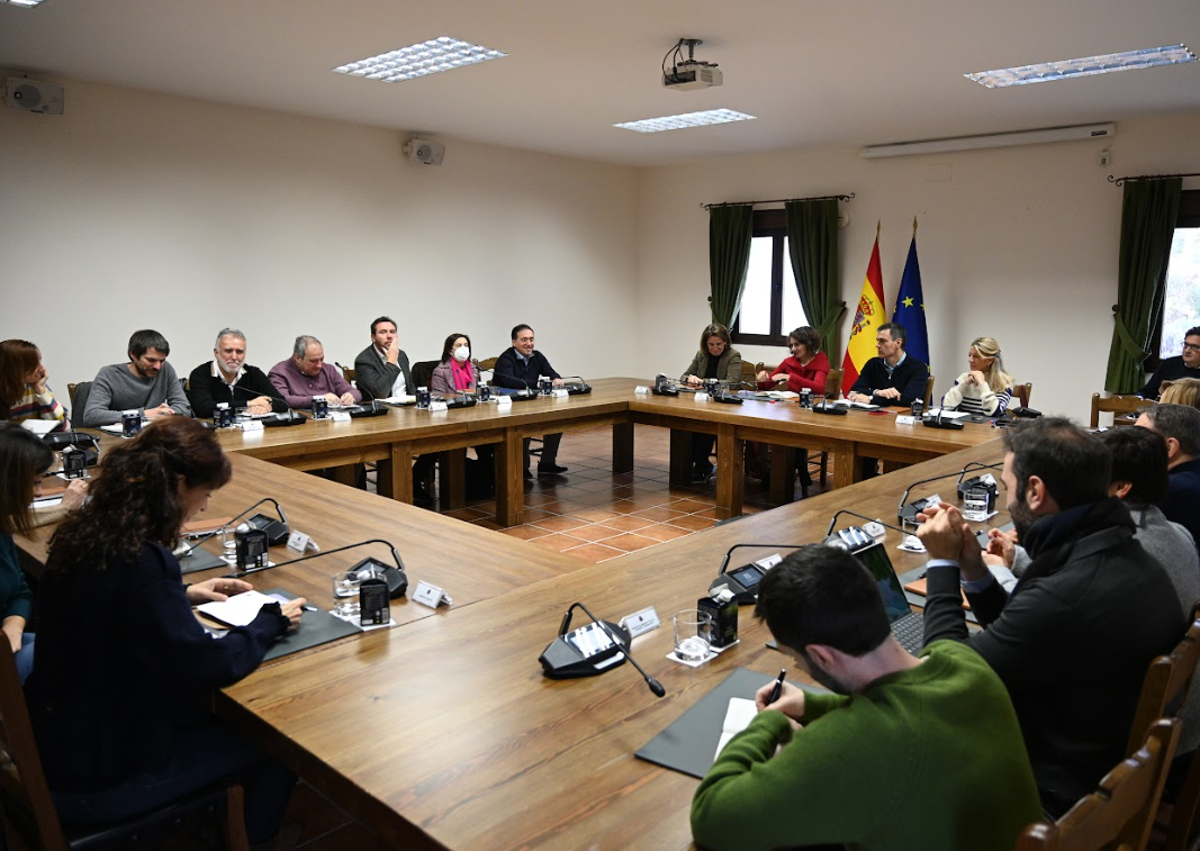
714,697,760,760
19,419,60,436
196,590,282,627
924,408,970,420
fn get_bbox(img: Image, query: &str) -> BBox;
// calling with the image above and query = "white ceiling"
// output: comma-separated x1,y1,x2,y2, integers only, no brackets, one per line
2,0,1199,167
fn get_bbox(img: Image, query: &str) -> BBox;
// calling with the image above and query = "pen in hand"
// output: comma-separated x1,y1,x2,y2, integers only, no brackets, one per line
766,669,786,706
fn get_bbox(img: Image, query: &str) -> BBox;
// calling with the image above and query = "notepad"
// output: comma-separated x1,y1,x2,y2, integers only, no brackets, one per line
714,698,759,760
196,590,283,627
20,419,60,436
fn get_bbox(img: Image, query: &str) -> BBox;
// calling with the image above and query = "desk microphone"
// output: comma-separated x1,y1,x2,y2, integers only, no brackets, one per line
710,543,806,602
557,375,592,395
225,537,408,598
897,460,1005,526
825,509,909,539
490,371,538,397
540,601,664,697
179,496,290,558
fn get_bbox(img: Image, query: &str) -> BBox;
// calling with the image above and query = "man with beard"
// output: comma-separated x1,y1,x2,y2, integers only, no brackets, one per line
82,329,192,426
691,545,1041,851
918,418,1182,817
187,328,287,418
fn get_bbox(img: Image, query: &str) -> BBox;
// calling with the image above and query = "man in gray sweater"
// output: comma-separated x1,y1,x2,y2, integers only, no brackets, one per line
81,329,191,426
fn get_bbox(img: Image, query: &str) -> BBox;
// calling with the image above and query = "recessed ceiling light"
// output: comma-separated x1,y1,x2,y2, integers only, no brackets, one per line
614,108,756,133
2,0,47,7
333,37,506,83
966,44,1196,88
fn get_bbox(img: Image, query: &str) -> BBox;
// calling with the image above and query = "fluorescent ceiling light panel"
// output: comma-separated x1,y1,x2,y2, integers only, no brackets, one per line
966,44,1195,88
614,108,755,133
3,0,47,6
333,37,506,82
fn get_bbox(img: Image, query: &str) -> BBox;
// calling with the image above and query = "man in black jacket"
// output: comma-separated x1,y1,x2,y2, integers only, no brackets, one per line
353,316,414,401
187,328,287,418
1137,326,1200,399
492,324,567,478
918,418,1182,817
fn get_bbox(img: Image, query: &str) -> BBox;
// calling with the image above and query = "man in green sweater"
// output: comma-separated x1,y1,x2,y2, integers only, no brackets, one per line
691,545,1042,851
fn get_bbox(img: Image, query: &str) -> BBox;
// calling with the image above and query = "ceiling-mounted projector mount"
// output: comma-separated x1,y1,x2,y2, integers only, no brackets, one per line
662,38,723,91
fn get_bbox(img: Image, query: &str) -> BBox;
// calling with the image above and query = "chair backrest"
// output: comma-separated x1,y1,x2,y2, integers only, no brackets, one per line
1016,382,1033,409
340,365,356,384
0,642,72,851
739,361,759,388
1015,717,1180,851
477,356,498,373
411,360,438,389
1127,604,1200,755
68,381,92,423
923,375,935,407
824,368,843,398
1090,393,1152,429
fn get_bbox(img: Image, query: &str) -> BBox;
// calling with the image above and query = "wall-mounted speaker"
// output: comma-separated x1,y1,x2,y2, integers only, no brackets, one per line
403,138,446,166
5,77,64,115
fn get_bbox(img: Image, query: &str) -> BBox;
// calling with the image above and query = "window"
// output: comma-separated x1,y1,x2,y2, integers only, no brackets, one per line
1150,189,1200,365
731,209,809,346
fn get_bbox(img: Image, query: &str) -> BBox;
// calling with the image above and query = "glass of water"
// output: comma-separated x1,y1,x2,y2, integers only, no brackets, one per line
673,609,713,663
219,526,238,564
332,570,363,618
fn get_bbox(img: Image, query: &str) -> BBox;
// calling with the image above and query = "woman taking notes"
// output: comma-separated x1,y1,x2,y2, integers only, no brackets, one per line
941,336,1014,416
756,326,830,395
25,418,305,847
0,339,68,429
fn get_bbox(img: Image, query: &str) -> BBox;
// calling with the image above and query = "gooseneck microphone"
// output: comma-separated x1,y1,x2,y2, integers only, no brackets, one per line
179,496,289,557
825,509,909,539
224,537,408,598
541,601,665,697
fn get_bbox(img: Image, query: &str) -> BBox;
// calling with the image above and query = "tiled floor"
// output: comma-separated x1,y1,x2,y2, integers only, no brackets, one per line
426,423,833,563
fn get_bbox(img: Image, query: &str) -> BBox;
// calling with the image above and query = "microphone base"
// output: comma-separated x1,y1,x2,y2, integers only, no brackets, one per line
540,620,631,679
921,417,964,430
565,384,592,396
651,387,679,397
812,404,847,416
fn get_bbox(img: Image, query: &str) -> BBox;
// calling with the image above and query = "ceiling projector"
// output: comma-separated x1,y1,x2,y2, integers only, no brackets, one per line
661,38,723,91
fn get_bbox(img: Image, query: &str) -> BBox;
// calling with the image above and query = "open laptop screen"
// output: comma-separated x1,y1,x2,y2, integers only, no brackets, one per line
852,541,911,625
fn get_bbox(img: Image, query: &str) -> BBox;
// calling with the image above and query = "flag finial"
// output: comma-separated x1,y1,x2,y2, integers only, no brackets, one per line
912,216,918,235
876,220,881,240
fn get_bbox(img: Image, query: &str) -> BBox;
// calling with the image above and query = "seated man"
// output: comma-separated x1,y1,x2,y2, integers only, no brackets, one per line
845,321,928,408
1136,403,1200,547
492,324,567,478
268,335,360,410
919,418,1182,816
187,328,287,418
691,545,1041,851
353,316,413,401
82,329,192,427
1138,326,1200,399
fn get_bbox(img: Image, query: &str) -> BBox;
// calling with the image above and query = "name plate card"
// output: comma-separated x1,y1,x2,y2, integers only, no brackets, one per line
694,392,710,403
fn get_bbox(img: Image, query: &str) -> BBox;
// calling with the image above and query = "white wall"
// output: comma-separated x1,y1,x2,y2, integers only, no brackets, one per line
0,77,638,395
636,112,1200,423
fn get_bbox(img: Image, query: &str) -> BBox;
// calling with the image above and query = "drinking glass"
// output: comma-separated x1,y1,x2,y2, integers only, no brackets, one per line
673,609,713,663
332,570,363,618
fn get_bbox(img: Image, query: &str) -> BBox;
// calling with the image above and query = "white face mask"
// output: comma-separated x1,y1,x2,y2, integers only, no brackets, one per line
453,345,470,363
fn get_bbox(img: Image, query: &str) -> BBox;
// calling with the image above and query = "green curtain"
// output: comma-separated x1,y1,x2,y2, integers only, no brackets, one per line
785,199,845,362
708,205,754,327
1105,178,1183,392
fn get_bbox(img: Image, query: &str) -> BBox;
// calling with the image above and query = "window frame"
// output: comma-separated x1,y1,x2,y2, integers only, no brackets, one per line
730,209,794,347
1145,188,1200,369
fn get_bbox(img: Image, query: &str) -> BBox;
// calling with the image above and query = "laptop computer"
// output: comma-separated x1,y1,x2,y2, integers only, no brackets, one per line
832,527,925,654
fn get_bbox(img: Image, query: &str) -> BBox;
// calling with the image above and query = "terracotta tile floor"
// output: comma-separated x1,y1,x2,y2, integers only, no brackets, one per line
422,424,834,564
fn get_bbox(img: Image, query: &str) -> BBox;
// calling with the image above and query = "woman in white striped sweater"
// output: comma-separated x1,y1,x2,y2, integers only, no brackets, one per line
940,336,1014,416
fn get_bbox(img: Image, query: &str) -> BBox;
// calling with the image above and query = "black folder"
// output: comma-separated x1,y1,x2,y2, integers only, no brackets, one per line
259,588,363,662
635,667,824,779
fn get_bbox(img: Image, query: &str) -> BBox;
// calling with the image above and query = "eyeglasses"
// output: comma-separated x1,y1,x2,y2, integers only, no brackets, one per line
1183,342,1200,352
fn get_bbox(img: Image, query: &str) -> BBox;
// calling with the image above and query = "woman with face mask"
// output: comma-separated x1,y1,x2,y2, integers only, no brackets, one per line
429,334,494,498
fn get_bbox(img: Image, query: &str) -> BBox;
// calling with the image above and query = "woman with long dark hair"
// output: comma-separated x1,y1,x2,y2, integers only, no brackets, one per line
25,417,305,847
0,339,68,428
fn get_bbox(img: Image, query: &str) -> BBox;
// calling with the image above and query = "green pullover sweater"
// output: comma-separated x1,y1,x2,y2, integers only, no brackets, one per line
691,641,1041,851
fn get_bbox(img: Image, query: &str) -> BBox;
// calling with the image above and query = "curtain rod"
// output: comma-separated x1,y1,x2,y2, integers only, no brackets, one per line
1107,172,1200,187
701,192,854,210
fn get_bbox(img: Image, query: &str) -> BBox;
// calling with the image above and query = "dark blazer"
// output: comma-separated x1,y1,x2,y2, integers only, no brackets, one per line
353,344,414,400
849,355,928,407
1162,457,1200,547
492,347,559,390
186,362,287,417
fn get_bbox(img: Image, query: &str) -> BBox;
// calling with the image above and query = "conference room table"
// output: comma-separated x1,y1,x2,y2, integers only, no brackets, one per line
199,441,1006,850
210,377,1000,526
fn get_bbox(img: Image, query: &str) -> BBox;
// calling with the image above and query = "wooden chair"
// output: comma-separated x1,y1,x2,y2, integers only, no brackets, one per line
0,644,249,851
476,356,498,374
1091,393,1152,429
1016,382,1033,409
740,360,759,389
1015,717,1181,851
1128,604,1200,757
67,381,91,422
923,375,935,408
339,365,356,385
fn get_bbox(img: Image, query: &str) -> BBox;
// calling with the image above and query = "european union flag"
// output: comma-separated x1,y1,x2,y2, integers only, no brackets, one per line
892,233,930,372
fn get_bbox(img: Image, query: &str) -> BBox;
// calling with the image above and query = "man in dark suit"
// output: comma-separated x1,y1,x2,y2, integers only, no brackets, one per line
1138,326,1200,399
846,322,928,408
353,316,414,401
1136,403,1200,547
492,324,567,479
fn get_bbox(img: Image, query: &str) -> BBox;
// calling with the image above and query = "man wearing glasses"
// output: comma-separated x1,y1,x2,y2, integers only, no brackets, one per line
1138,325,1200,399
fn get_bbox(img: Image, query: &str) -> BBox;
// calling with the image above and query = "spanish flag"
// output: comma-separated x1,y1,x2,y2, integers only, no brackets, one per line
840,227,886,394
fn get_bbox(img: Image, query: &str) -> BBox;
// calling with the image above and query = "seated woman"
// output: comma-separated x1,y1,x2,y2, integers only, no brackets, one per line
24,418,305,847
0,339,68,429
755,326,830,395
0,423,86,682
429,333,494,499
1161,377,1200,409
680,324,743,482
940,336,1014,417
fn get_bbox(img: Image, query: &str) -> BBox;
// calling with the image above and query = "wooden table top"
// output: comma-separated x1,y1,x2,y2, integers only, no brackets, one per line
217,440,1010,851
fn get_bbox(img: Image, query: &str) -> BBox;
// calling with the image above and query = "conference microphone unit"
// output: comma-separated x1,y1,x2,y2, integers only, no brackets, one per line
263,407,308,428
921,409,964,430
898,459,1006,526
540,602,664,697
825,509,909,540
490,372,539,399
225,537,409,599
558,376,593,396
811,399,847,416
710,542,806,603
